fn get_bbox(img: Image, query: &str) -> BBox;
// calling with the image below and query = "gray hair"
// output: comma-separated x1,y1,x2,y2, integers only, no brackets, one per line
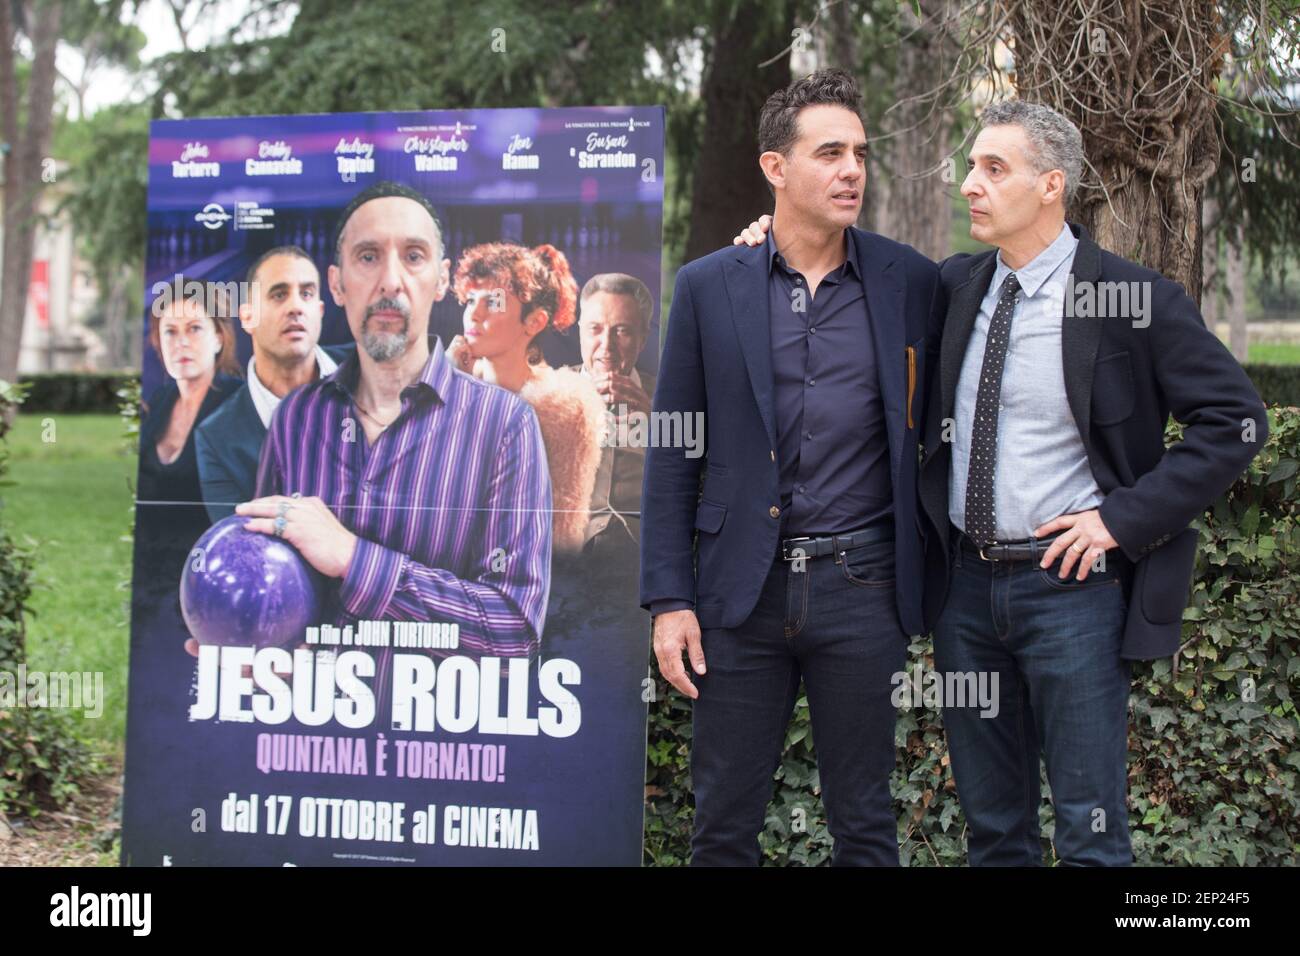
579,273,654,335
979,100,1084,206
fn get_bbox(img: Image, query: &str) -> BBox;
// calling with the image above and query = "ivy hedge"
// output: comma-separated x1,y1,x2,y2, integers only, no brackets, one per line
1244,364,1300,409
644,405,1300,866
16,373,136,414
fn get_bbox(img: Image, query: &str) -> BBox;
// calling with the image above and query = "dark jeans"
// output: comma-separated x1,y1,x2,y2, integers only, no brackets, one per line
690,536,906,866
933,536,1132,866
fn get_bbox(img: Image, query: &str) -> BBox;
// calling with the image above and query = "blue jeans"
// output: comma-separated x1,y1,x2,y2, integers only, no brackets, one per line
933,536,1133,866
690,537,906,866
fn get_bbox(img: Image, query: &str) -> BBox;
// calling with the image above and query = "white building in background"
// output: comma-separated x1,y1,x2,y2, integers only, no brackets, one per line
0,160,106,374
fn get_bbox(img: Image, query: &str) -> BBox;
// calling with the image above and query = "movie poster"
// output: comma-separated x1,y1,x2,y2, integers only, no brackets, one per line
122,107,664,865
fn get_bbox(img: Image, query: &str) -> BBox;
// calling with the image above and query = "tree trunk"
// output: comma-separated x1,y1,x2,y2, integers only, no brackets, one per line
1006,0,1222,299
0,1,63,383
101,266,124,369
879,0,956,259
684,0,796,262
1201,195,1221,340
1224,221,1248,363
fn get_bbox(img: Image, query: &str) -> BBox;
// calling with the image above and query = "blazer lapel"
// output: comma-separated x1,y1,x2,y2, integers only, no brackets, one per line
233,387,266,500
941,254,997,426
854,229,905,485
236,385,265,435
723,246,777,449
1061,223,1103,459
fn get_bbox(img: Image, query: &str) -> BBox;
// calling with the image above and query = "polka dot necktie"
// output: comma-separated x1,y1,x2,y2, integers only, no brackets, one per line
964,272,1020,547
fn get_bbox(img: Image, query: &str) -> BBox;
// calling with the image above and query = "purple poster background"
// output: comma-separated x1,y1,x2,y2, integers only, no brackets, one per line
123,106,663,865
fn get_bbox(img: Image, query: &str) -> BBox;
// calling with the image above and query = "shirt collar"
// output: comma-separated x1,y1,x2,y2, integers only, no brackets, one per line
315,345,339,377
246,353,273,426
329,334,451,405
993,221,1076,298
764,227,781,274
765,226,860,281
247,346,341,429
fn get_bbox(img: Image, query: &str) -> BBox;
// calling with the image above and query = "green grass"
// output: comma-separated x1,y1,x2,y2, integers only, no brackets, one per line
1248,343,1300,365
1,413,134,751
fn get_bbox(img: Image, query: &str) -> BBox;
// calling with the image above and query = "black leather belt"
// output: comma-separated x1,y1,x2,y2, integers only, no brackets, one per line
958,531,1065,562
781,522,894,562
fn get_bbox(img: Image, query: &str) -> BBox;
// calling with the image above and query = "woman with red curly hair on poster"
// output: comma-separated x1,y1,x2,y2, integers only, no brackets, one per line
449,242,606,554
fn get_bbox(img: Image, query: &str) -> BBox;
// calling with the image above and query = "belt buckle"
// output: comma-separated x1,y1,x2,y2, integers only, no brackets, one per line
783,537,813,561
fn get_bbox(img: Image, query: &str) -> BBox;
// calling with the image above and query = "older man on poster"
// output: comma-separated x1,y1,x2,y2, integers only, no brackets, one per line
572,272,657,558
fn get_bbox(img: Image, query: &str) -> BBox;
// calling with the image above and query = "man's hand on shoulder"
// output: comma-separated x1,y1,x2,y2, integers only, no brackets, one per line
732,214,771,248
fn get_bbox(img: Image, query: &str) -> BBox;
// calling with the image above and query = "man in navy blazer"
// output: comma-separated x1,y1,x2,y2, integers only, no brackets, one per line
196,246,353,522
641,70,944,866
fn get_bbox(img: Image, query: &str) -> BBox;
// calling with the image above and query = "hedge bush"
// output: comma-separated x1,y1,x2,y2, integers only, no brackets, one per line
17,372,137,414
18,358,1296,416
0,380,101,817
1245,364,1300,408
644,405,1300,866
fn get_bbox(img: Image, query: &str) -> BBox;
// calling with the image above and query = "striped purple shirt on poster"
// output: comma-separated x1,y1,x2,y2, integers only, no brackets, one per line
255,335,552,699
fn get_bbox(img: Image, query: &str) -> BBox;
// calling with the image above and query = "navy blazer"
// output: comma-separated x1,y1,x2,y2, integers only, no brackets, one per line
195,344,354,521
640,230,945,636
920,223,1268,659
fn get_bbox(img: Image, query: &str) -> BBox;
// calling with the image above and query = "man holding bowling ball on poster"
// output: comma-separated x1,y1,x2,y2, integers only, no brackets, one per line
231,182,553,698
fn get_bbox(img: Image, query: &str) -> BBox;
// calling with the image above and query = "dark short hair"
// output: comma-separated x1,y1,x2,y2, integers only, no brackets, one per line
758,69,866,195
332,180,445,265
245,244,315,287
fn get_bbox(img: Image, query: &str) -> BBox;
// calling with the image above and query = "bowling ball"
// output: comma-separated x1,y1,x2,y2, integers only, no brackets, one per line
180,514,327,648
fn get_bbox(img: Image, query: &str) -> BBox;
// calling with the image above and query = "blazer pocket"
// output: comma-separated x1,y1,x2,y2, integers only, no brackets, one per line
1092,350,1135,426
694,499,727,534
1140,527,1199,624
905,344,918,429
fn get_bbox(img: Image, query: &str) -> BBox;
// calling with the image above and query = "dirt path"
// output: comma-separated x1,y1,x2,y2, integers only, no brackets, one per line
0,756,122,867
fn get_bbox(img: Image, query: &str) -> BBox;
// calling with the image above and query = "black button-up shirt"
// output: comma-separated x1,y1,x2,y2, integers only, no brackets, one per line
767,227,892,536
